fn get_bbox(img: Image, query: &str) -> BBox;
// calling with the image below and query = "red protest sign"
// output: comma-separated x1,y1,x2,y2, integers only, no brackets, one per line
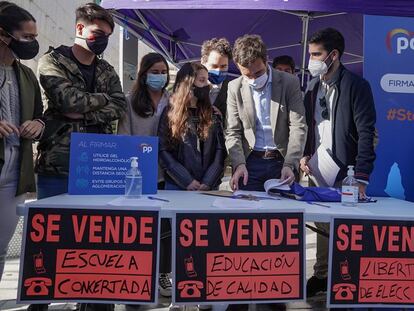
174,212,305,304
329,217,414,307
18,207,159,305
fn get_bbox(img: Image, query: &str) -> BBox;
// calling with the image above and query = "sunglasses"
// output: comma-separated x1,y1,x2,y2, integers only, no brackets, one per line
319,97,329,120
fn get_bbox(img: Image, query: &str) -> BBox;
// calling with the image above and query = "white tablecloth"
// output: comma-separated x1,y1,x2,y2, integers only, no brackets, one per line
19,190,414,222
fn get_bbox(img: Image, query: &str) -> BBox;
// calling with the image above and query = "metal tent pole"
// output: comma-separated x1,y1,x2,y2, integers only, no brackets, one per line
113,16,172,64
134,9,175,63
300,13,310,88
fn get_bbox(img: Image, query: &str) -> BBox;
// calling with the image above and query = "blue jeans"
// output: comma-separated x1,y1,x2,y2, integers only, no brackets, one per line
37,175,68,199
0,146,24,282
239,153,283,191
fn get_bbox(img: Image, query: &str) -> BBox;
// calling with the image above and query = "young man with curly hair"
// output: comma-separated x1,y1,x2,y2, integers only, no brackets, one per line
201,37,232,120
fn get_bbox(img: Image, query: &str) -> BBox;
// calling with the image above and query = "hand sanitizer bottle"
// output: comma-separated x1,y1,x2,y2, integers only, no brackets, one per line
341,165,358,206
125,157,142,198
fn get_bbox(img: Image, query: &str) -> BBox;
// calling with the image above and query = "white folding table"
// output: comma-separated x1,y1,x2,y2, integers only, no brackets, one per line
19,190,414,222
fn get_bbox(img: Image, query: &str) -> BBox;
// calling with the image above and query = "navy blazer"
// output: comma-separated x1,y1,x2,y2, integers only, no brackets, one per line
303,64,376,183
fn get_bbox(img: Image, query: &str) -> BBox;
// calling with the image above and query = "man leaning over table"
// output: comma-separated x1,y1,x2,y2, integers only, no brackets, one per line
224,34,307,311
225,34,307,193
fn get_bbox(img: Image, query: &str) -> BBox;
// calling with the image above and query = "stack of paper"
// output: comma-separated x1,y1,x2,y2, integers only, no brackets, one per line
308,145,340,187
212,197,264,209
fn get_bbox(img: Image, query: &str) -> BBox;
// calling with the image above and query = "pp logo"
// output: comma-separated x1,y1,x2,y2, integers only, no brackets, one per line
386,28,414,54
140,143,153,154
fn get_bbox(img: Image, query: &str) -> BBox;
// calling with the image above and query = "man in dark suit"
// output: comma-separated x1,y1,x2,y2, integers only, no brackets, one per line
300,28,376,297
201,37,232,119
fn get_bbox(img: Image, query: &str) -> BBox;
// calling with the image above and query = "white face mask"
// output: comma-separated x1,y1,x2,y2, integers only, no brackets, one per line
245,70,268,89
308,51,334,77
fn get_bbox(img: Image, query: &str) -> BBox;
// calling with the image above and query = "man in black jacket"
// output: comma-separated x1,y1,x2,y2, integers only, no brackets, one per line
300,28,376,297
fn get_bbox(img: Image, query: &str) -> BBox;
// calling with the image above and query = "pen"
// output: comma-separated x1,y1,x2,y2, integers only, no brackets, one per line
148,196,170,202
233,194,280,201
307,201,331,208
231,194,258,201
254,196,281,201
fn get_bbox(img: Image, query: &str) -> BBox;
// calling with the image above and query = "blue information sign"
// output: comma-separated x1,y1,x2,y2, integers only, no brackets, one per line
69,133,158,195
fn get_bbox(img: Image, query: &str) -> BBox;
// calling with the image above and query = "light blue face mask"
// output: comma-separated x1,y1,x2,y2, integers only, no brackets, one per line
146,73,168,90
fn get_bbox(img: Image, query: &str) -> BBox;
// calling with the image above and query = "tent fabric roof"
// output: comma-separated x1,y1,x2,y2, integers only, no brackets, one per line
103,8,363,74
100,1,413,77
102,0,414,17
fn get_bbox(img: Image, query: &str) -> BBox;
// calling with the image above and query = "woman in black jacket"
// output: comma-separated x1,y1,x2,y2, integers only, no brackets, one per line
158,62,225,190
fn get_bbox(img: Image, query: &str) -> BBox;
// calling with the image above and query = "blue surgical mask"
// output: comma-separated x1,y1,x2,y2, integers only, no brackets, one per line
146,73,168,90
245,71,268,89
208,70,228,85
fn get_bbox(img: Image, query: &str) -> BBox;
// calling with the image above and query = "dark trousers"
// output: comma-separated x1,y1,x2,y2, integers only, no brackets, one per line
239,153,284,191
235,154,284,309
159,219,172,273
158,182,172,273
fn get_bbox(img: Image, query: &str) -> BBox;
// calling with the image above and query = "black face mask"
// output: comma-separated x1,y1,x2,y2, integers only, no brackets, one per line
86,35,109,55
193,85,210,101
6,33,39,60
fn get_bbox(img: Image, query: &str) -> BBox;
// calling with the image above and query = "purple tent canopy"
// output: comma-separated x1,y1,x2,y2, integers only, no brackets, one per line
102,1,414,17
101,0,413,80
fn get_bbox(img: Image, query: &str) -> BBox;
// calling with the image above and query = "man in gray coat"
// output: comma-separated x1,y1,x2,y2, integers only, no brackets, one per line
226,34,307,194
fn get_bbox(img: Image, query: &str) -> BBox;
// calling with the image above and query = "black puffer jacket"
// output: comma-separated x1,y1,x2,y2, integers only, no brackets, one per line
158,107,226,189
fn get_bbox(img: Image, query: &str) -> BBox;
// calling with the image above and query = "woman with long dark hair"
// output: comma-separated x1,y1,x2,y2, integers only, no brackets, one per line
118,52,169,136
0,1,43,282
118,53,173,300
158,62,225,190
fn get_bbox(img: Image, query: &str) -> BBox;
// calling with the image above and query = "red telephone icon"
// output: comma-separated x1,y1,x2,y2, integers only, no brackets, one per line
178,280,203,298
332,283,356,301
24,277,52,296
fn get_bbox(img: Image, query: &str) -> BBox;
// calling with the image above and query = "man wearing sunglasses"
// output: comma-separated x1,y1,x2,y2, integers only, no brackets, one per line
301,28,376,298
